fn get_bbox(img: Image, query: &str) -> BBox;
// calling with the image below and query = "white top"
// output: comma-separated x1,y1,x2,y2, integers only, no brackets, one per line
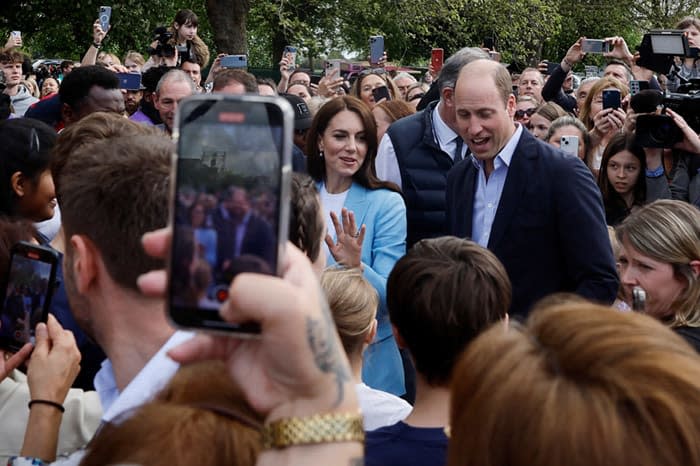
14,331,196,466
94,330,194,422
319,183,350,259
356,382,412,431
375,101,464,190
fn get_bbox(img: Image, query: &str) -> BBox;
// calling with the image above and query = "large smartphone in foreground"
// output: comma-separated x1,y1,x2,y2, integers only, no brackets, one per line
0,242,58,352
168,94,293,335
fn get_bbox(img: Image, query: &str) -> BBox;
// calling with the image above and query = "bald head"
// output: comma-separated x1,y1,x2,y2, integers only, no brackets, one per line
458,59,513,106
454,59,517,162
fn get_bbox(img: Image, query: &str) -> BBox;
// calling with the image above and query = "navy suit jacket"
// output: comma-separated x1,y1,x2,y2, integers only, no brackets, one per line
446,129,618,317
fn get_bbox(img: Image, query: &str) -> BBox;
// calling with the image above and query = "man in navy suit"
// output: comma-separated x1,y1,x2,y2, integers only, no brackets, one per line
446,59,618,316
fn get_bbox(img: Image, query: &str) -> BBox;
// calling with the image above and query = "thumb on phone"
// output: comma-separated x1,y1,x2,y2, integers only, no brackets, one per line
33,321,49,358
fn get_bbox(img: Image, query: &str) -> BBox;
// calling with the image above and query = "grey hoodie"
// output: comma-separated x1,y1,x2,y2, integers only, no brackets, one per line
9,84,38,116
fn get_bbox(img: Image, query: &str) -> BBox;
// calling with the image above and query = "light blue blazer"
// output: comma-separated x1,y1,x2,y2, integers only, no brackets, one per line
322,181,407,396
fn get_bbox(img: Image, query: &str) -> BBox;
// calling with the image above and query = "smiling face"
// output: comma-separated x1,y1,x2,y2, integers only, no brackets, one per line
454,62,516,162
606,150,640,197
318,109,367,182
17,169,56,221
619,237,687,320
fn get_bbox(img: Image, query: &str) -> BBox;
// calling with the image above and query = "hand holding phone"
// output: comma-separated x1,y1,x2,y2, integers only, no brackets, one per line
220,55,248,69
372,85,390,103
0,242,59,353
560,135,580,157
431,48,444,73
603,89,621,109
369,36,384,65
98,6,112,32
581,39,609,54
283,46,297,72
168,95,294,335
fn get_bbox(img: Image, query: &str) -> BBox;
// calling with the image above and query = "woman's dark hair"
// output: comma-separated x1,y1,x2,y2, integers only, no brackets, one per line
170,9,210,67
0,118,56,217
174,8,199,27
306,96,400,193
289,173,324,262
597,132,646,224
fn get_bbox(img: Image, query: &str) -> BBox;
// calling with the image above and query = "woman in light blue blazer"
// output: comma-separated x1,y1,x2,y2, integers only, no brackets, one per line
307,96,407,396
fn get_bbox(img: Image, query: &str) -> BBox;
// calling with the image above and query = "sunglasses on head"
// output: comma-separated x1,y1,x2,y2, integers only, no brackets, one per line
409,93,425,102
359,68,387,77
514,108,536,119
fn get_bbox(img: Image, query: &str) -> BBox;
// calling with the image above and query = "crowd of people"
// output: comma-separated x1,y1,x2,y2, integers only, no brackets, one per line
0,7,700,466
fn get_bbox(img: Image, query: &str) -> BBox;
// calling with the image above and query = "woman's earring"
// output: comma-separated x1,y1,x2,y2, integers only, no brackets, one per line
319,150,325,158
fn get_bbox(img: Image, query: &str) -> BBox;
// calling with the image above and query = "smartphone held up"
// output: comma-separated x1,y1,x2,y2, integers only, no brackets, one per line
168,94,294,335
0,242,58,352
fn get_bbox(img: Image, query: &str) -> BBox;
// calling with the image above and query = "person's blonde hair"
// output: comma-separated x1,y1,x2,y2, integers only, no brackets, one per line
449,303,700,466
321,267,378,357
615,200,700,327
579,76,629,130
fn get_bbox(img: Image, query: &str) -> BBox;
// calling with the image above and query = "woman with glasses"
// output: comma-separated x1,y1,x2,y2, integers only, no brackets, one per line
307,96,408,397
513,95,538,128
350,70,400,109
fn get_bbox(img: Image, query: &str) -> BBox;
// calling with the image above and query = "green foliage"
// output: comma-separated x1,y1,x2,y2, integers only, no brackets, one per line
1,0,698,70
0,0,214,61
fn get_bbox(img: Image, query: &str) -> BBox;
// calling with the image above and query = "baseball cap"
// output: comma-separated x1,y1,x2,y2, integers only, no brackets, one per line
280,93,312,131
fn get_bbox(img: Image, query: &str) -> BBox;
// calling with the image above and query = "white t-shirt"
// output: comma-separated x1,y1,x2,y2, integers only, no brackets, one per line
356,382,412,431
319,183,350,259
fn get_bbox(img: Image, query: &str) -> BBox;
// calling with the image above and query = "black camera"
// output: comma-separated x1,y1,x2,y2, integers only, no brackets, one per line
637,30,697,74
635,114,683,148
148,27,175,58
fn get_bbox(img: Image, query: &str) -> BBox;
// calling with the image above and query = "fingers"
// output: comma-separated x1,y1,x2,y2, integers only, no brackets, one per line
357,224,367,245
341,208,352,235
137,270,166,297
3,343,33,375
324,233,335,252
167,333,230,364
142,227,171,259
330,211,343,237
33,320,49,358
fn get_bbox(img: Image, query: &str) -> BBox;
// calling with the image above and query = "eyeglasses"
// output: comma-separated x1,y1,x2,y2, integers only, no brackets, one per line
409,93,425,102
514,108,536,119
359,68,387,77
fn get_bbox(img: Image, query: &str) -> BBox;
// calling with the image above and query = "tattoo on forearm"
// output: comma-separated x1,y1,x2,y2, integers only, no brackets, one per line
306,297,351,406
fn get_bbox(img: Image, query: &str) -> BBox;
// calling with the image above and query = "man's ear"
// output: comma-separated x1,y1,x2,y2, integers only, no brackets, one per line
68,235,98,294
10,171,25,197
441,87,454,107
506,94,517,118
391,323,407,349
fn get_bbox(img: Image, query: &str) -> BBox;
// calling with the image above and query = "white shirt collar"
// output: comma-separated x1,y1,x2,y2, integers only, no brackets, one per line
94,330,194,422
431,101,460,152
